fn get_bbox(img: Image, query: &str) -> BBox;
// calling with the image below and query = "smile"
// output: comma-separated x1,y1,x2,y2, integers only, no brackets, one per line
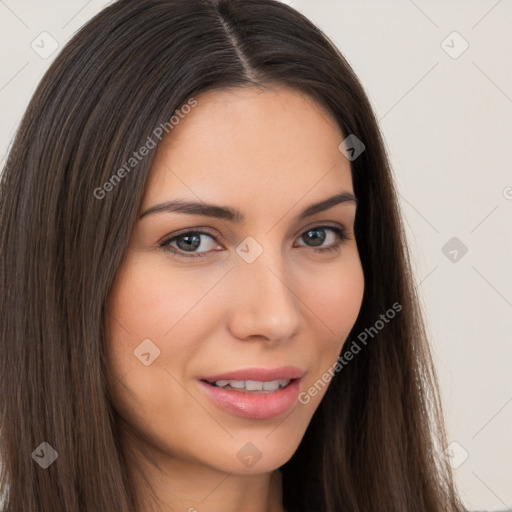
197,366,304,420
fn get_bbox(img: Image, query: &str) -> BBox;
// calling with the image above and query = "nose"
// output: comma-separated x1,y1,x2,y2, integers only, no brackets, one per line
227,248,300,343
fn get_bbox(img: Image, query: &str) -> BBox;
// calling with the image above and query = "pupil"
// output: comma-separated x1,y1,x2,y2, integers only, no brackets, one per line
306,228,325,247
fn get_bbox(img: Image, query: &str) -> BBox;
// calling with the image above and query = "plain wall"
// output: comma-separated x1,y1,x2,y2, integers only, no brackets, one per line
0,1,511,510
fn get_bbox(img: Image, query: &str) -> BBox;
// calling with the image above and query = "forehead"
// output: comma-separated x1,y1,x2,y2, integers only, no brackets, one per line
142,86,353,218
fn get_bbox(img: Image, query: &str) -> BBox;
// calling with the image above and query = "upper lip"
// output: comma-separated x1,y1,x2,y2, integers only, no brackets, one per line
199,366,305,383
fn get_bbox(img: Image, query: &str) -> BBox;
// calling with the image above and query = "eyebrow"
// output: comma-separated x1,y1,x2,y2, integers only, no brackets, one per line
139,191,358,222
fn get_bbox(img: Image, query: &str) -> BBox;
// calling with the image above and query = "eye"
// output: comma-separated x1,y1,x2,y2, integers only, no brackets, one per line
159,231,220,258
159,225,349,259
295,225,349,254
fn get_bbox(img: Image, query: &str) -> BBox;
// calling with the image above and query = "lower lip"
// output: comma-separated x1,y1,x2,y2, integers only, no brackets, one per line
198,379,301,420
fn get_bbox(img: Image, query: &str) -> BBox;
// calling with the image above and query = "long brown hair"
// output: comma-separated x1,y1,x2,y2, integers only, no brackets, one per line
0,1,466,510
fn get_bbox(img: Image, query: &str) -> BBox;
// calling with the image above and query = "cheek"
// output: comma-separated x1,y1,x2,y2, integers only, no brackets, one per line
107,257,215,339
104,257,195,390
104,257,215,445
303,254,364,340
297,253,364,381
104,254,232,402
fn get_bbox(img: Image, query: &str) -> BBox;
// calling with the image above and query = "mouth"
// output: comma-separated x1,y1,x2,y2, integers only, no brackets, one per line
197,366,304,420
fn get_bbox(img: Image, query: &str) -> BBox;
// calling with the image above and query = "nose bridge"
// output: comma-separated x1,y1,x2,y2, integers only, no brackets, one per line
228,238,300,341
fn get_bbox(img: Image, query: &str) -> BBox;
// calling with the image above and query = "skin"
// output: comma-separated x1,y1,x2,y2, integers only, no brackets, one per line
105,85,365,512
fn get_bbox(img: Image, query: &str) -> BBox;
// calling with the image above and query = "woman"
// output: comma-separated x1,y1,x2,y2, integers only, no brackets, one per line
0,1,466,511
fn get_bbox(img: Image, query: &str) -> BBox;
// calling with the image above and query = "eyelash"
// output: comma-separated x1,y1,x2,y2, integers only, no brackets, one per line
159,225,349,259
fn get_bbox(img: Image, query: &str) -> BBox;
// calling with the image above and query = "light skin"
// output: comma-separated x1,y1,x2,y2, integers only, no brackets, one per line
105,85,365,512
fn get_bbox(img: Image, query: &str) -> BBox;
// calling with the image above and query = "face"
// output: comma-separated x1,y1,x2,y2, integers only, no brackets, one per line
106,86,364,476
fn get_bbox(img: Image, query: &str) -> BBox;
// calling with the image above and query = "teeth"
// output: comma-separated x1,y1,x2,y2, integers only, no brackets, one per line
246,380,262,391
213,379,290,391
263,379,289,391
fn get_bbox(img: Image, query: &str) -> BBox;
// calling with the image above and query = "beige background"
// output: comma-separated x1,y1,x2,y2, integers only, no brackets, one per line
0,1,511,510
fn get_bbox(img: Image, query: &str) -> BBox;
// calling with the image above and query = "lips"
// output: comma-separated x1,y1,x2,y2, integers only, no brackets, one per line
197,366,304,420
